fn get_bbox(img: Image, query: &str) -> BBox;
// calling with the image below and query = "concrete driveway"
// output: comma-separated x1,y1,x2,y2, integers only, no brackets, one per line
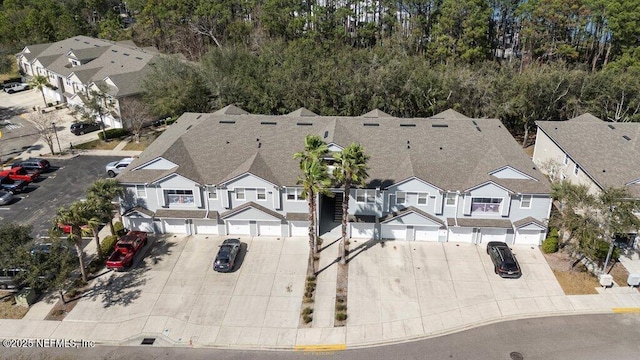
346,241,567,344
62,235,309,346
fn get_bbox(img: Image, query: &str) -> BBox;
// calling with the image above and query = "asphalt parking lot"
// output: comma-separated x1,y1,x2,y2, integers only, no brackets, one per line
0,155,121,235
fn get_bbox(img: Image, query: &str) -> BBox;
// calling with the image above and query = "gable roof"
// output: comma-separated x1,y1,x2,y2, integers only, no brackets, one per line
537,115,640,196
431,109,469,119
118,107,550,195
380,206,445,225
220,202,285,221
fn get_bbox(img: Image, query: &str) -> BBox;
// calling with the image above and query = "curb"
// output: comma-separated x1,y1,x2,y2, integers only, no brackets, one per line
294,344,346,352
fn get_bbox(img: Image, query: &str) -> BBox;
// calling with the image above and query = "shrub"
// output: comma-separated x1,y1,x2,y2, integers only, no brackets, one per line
335,312,347,321
113,221,126,236
541,236,559,254
304,291,314,299
303,315,312,323
548,228,559,239
303,298,314,303
100,235,119,259
306,275,316,281
316,237,323,246
301,307,313,315
595,240,620,263
306,284,316,293
98,128,130,140
335,304,347,311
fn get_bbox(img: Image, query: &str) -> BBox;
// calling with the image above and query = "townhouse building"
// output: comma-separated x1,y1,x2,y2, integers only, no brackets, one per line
118,106,552,245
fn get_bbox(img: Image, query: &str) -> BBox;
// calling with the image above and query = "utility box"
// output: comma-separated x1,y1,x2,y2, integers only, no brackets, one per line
599,274,613,288
627,274,640,287
14,288,38,307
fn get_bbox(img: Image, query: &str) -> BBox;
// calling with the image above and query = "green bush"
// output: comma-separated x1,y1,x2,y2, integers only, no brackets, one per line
303,315,312,324
113,221,126,236
301,307,313,315
595,240,620,263
335,304,347,311
100,235,119,258
548,228,559,239
335,312,347,321
165,117,178,126
541,236,559,254
98,128,130,140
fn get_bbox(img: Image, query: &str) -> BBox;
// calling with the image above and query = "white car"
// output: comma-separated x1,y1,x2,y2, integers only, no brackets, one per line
106,158,134,177
3,82,29,94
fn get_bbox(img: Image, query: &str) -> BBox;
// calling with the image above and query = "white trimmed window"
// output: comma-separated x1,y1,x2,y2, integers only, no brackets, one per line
445,193,457,206
396,191,406,205
136,185,146,198
235,188,245,200
257,188,266,201
165,189,194,205
471,198,502,213
418,193,428,205
356,189,376,204
207,187,217,200
521,195,532,209
563,154,568,165
287,188,304,201
573,164,579,176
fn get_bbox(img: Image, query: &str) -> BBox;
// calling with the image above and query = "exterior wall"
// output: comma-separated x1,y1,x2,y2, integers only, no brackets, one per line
491,167,533,179
386,178,442,215
348,188,383,217
138,158,177,170
458,183,510,218
508,195,552,222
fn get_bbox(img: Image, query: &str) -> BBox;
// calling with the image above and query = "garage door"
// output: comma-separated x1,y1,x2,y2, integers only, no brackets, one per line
515,229,542,245
258,221,282,236
227,220,251,235
381,225,407,240
163,219,186,234
414,226,439,241
290,222,308,236
351,223,374,239
194,220,219,235
448,228,473,243
479,229,507,244
128,218,154,233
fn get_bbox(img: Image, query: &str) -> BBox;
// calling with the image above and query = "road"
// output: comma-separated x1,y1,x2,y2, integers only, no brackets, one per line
0,155,121,236
1,313,639,360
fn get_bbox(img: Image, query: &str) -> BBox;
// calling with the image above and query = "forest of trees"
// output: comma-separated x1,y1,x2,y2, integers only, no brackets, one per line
2,0,640,143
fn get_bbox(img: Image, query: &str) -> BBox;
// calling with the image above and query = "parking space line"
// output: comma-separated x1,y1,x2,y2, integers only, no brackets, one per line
294,344,346,351
612,308,640,313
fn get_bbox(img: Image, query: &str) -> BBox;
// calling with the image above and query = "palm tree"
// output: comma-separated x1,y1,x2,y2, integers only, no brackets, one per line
294,135,331,273
86,195,112,259
333,143,370,263
55,202,93,282
28,75,52,107
87,179,124,236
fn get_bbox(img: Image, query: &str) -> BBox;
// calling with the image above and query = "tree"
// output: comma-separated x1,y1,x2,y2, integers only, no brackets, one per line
333,143,370,264
28,75,52,108
55,201,95,282
71,86,115,141
294,135,331,273
24,111,61,155
86,178,125,237
119,97,154,143
0,223,33,269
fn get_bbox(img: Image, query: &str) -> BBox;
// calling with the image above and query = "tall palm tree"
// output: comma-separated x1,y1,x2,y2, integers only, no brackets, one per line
28,75,52,107
333,143,370,263
86,195,113,259
87,179,124,236
55,201,93,282
294,135,331,273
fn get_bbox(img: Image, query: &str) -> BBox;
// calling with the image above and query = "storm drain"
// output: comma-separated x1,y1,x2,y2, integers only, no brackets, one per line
141,338,156,345
510,352,524,360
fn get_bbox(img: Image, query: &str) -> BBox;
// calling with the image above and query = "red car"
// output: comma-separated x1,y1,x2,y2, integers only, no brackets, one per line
57,223,91,235
0,167,39,183
106,231,148,271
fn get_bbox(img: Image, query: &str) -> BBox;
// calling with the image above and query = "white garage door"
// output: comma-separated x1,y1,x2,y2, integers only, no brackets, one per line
128,218,154,233
163,219,186,234
194,220,219,235
414,226,439,241
449,228,473,243
516,229,542,245
479,229,507,244
381,225,407,240
258,221,282,236
351,223,374,239
290,222,308,236
227,221,251,235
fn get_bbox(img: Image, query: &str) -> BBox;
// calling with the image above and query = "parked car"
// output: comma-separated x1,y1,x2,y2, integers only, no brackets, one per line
0,166,39,183
213,238,241,272
106,157,134,177
57,223,92,236
3,82,29,94
0,176,27,194
12,158,51,173
486,241,522,279
106,231,148,271
0,268,24,290
0,190,14,205
70,122,101,135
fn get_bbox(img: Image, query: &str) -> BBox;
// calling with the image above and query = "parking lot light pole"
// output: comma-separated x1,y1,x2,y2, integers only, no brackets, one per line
52,122,62,155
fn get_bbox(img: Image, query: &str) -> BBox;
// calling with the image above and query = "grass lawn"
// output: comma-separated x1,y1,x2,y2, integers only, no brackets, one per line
552,269,599,295
123,131,162,151
73,139,120,150
0,291,29,319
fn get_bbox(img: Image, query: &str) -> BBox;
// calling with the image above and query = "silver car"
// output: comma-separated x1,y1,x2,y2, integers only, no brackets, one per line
0,190,13,205
106,157,134,177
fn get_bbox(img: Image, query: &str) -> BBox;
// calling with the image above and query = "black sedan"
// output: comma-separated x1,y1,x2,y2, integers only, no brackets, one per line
0,176,26,194
486,241,522,278
70,122,101,135
213,238,241,272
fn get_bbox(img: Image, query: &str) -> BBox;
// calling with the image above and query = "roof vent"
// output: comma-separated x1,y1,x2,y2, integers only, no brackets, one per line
472,120,478,125
476,126,482,132
111,49,117,52
407,145,410,149
296,122,312,126
608,124,615,129
623,135,631,141
260,121,277,125
400,124,416,127
258,142,262,148
363,123,379,127
123,53,130,56
74,39,80,41
186,125,193,130
219,120,235,124
324,131,328,138
603,169,606,173
439,147,443,150
196,115,202,119
84,41,90,44
135,56,143,60
432,124,448,128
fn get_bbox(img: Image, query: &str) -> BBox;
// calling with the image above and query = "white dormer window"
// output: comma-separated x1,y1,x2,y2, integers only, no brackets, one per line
418,193,428,205
136,185,146,198
356,189,375,204
287,188,304,201
520,195,532,209
235,188,245,200
445,193,457,206
563,154,568,165
257,188,266,201
396,191,406,205
207,187,217,200
573,164,579,176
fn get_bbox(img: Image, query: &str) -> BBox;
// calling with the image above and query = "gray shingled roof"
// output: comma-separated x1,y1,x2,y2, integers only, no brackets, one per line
537,115,640,196
118,108,550,195
513,217,546,229
454,218,513,228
